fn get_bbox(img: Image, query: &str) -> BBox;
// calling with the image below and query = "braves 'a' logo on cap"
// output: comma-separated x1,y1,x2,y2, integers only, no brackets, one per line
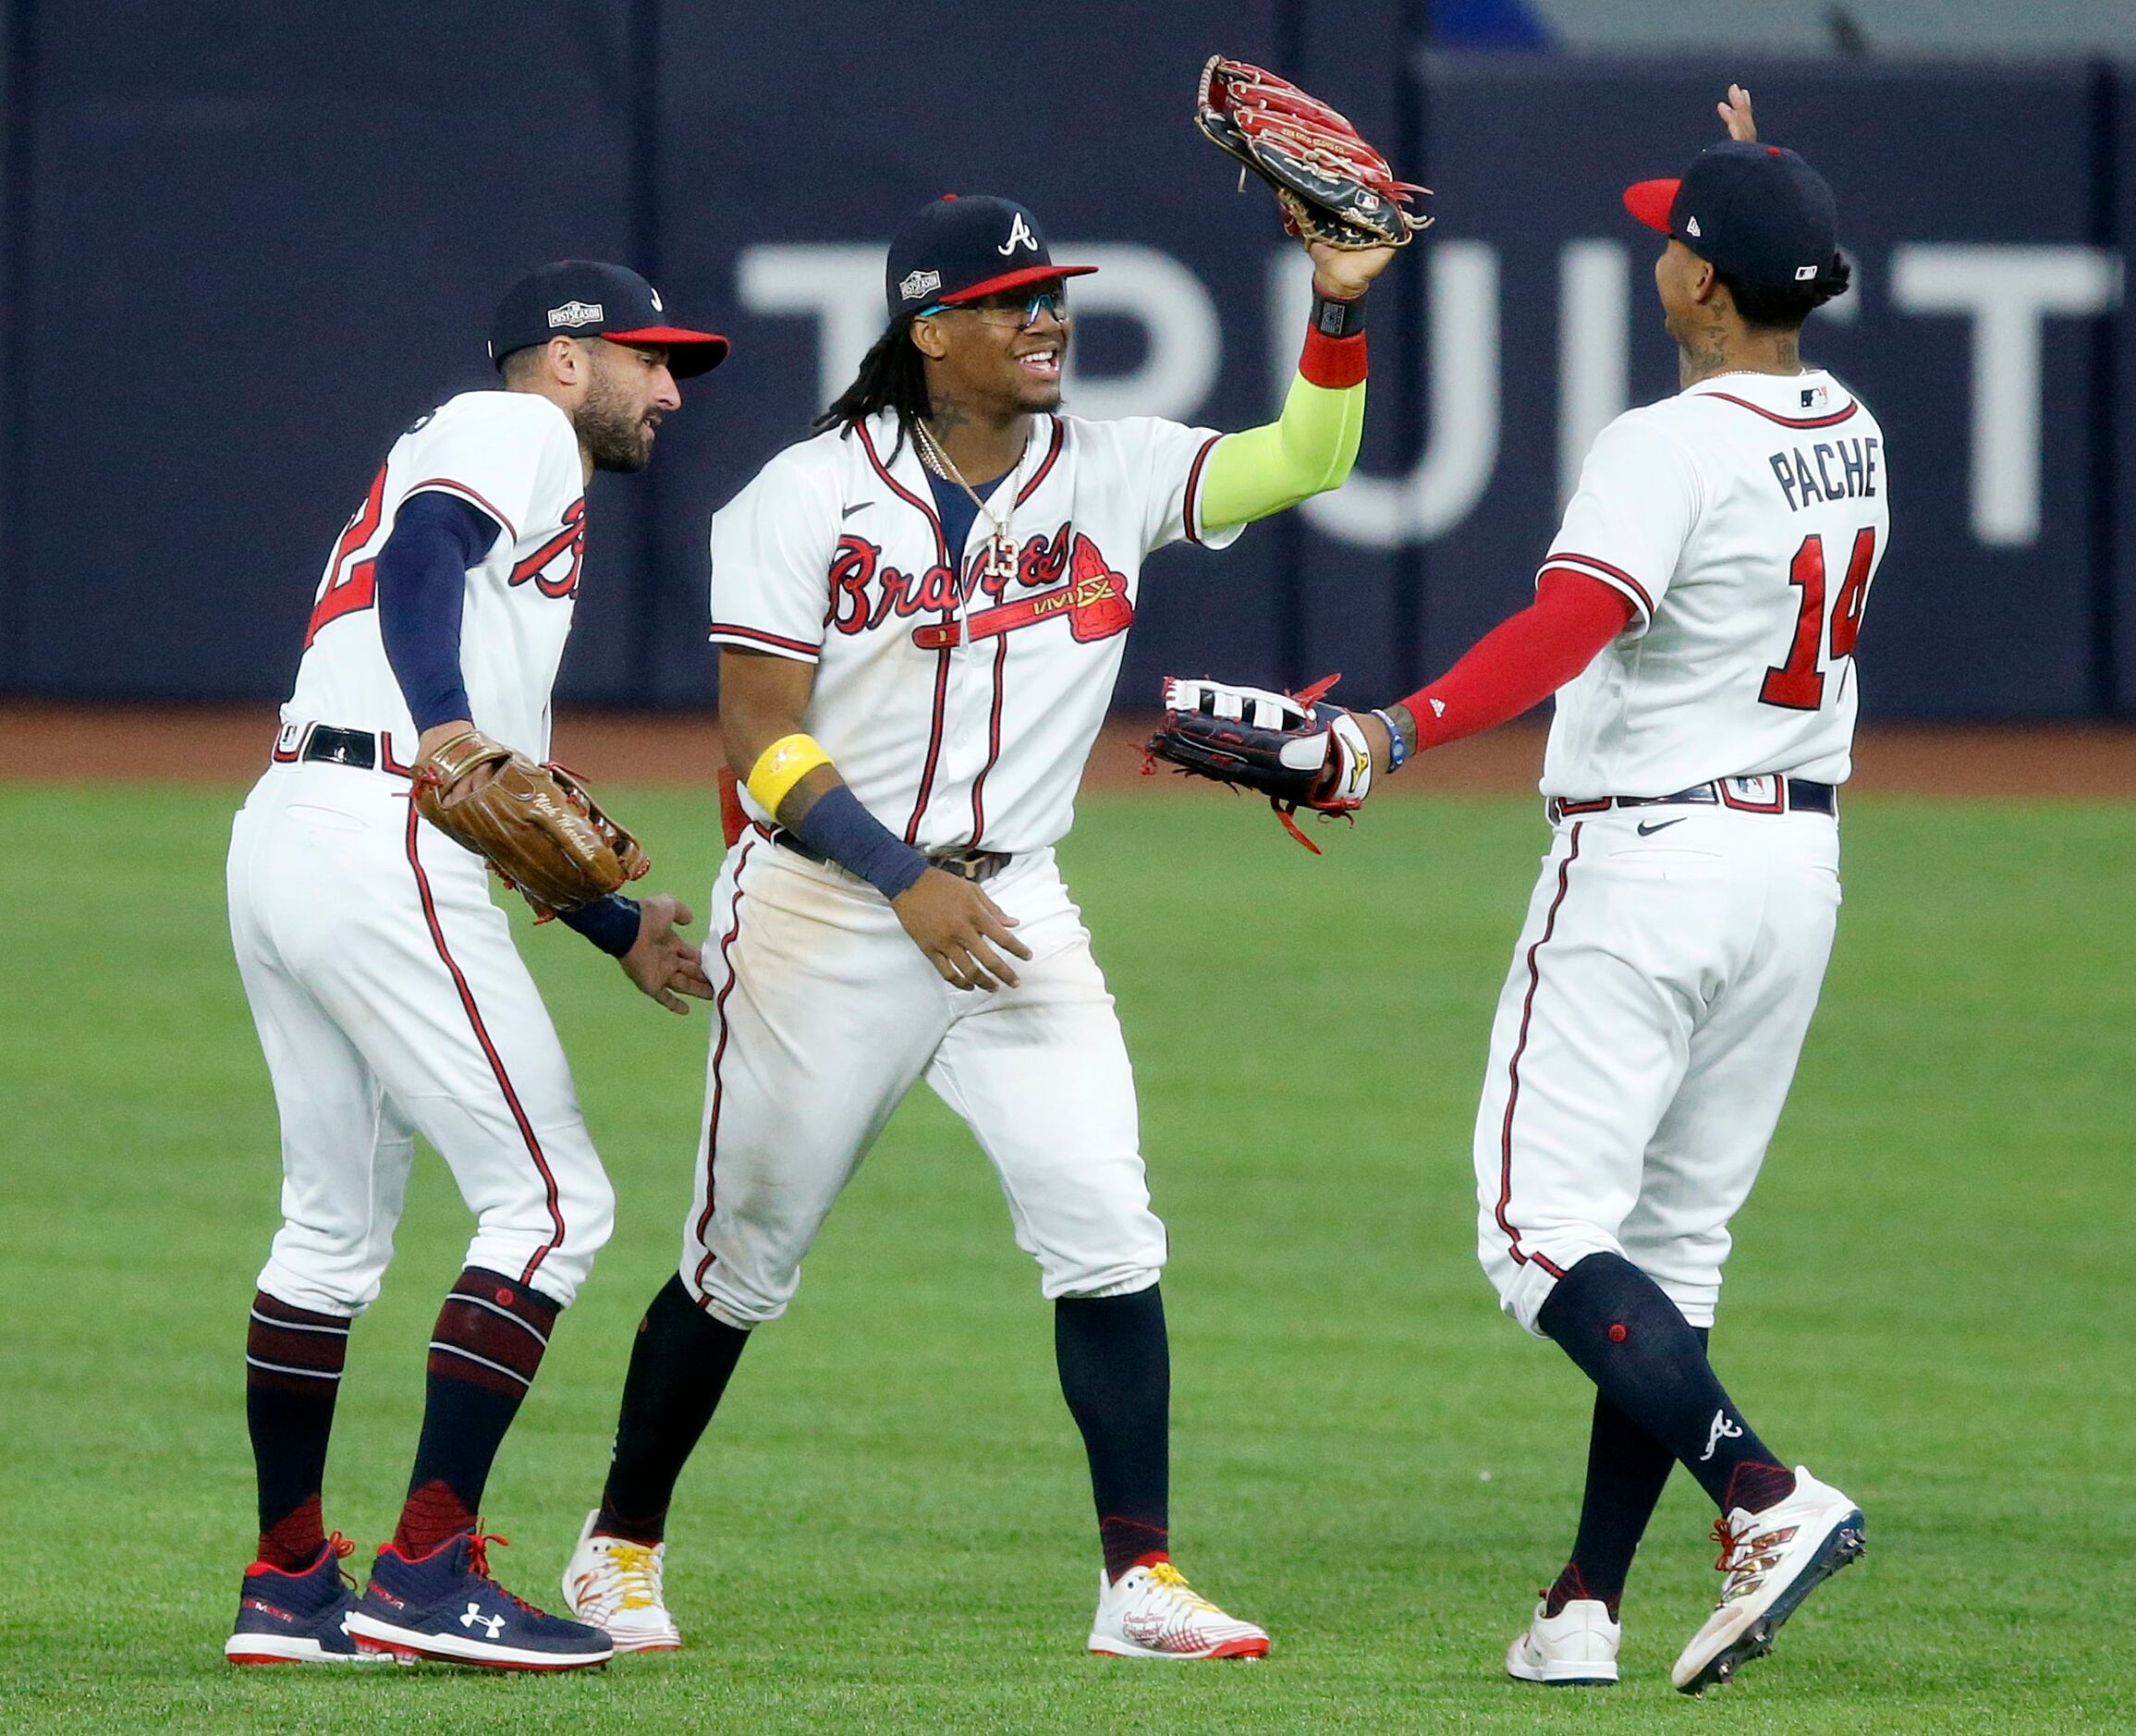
900,269,942,301
546,300,604,328
651,287,665,311
997,213,1039,256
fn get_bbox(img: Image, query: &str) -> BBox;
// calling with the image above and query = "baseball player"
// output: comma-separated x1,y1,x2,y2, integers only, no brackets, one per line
555,192,1396,1659
222,263,726,1669
1340,90,1879,1691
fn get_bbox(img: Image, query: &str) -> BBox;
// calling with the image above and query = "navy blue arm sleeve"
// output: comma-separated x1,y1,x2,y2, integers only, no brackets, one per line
557,893,643,958
375,491,502,732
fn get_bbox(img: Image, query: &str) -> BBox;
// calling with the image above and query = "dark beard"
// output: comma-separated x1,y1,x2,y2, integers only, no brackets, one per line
577,373,654,472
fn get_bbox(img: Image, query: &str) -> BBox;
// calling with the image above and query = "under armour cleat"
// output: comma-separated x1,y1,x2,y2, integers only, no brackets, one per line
224,1533,386,1665
1671,1467,1864,1693
1506,1595,1620,1685
345,1530,612,1669
560,1510,681,1653
1087,1560,1270,1660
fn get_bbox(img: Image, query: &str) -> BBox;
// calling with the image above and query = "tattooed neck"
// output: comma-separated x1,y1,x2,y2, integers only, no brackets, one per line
1680,324,1803,387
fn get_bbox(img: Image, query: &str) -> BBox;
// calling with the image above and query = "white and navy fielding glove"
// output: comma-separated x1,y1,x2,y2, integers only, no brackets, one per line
1145,674,1373,852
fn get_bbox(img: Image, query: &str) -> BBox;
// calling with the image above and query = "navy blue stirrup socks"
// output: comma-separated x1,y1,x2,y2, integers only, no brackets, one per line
1056,1286,1171,1582
596,1275,751,1546
1538,1253,1795,1518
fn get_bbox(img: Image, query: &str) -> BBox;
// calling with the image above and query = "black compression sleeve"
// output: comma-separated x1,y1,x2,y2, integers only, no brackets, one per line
376,491,502,731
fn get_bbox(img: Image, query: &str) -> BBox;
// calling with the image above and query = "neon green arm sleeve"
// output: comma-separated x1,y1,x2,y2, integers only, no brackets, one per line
1196,371,1367,531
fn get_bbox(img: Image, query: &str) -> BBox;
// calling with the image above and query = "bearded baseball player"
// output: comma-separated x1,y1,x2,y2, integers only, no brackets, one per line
554,170,1412,1658
222,263,726,1669
1150,88,1879,1691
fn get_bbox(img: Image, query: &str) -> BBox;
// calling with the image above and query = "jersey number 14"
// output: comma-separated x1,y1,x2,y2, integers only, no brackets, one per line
1760,528,1875,712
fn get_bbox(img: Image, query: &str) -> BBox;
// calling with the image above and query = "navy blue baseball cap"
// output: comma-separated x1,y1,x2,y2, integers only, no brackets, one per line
885,195,1097,320
489,261,730,377
1623,141,1839,290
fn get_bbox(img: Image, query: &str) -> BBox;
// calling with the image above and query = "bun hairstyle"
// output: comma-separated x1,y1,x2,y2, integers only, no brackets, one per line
1715,252,1852,333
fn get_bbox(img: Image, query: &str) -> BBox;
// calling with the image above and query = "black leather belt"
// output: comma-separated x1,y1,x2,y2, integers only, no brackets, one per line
273,722,412,775
1547,777,1836,825
764,825,1009,885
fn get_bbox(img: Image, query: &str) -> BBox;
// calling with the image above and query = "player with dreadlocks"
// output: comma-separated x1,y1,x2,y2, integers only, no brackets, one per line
557,184,1402,1657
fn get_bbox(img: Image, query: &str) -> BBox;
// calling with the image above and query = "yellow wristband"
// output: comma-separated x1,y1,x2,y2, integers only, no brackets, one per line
747,733,834,816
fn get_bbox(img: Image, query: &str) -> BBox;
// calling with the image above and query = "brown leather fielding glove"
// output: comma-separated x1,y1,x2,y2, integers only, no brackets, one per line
411,727,650,915
1195,55,1430,250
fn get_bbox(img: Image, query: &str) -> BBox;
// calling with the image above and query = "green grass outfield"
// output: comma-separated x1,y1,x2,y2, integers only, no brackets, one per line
1,782,2130,1734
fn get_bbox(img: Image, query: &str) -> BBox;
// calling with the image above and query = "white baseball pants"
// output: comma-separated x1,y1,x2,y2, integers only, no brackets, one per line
680,835,1166,1327
227,762,614,1315
1475,799,1841,1336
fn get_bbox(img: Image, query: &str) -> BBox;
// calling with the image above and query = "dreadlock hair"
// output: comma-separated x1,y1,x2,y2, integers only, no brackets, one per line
814,313,932,452
1714,252,1853,334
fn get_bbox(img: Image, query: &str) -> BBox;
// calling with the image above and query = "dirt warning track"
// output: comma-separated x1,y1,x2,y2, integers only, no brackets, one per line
2,703,2130,799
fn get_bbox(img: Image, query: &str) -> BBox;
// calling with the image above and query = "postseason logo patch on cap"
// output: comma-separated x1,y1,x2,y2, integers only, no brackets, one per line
547,300,605,329
899,269,942,302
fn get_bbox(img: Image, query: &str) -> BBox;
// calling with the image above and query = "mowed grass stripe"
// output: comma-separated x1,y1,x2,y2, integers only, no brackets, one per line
0,783,2129,1733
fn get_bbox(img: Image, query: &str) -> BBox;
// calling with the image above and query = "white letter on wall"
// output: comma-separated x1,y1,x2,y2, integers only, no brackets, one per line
1890,243,2123,545
1557,240,1629,507
736,244,885,411
1269,242,1500,547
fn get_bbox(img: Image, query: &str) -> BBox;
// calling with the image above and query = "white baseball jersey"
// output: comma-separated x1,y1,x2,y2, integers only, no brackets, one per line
284,390,588,762
709,407,1243,854
1539,368,1888,799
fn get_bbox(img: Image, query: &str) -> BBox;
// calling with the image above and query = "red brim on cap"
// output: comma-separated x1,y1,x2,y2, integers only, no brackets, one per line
604,325,732,377
1622,179,1679,236
935,263,1099,305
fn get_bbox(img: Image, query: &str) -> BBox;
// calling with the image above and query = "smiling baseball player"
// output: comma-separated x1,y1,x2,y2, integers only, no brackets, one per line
223,263,726,1669
555,178,1409,1658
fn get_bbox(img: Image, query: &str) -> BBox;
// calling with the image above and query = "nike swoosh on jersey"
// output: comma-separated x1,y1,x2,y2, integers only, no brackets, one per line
1636,817,1687,836
841,502,871,520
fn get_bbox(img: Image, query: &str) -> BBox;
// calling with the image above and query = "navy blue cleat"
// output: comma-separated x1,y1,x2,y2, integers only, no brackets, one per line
225,1533,386,1665
346,1531,612,1669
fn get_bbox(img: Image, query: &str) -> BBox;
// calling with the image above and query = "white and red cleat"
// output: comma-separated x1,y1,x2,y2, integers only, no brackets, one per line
1671,1466,1865,1693
560,1510,682,1654
1087,1561,1269,1661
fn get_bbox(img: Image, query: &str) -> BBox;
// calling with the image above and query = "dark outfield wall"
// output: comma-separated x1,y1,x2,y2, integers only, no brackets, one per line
0,3,2127,719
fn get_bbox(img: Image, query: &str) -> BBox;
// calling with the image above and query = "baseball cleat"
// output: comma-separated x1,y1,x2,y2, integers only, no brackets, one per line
224,1533,387,1665
560,1510,681,1653
345,1530,612,1669
1087,1561,1270,1660
1670,1467,1864,1694
1505,1595,1620,1685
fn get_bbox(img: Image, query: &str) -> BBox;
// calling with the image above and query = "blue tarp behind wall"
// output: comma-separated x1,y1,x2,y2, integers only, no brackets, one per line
0,6,2126,721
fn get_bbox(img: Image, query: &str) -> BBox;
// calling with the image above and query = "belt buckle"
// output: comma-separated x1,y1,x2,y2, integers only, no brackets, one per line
931,848,1002,884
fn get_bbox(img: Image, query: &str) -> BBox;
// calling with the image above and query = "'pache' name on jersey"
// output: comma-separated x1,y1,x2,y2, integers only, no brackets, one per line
1767,434,1881,513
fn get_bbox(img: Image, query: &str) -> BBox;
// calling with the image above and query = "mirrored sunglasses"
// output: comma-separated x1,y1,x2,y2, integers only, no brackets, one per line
921,287,1069,331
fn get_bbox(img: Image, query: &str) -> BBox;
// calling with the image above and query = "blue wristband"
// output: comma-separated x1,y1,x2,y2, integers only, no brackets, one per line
557,893,641,958
1371,708,1409,773
793,784,929,901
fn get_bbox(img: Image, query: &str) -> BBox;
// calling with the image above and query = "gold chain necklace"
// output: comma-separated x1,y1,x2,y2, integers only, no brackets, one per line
913,419,1019,590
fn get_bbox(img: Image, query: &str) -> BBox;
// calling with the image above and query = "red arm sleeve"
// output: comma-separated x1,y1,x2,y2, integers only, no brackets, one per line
1392,568,1636,753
